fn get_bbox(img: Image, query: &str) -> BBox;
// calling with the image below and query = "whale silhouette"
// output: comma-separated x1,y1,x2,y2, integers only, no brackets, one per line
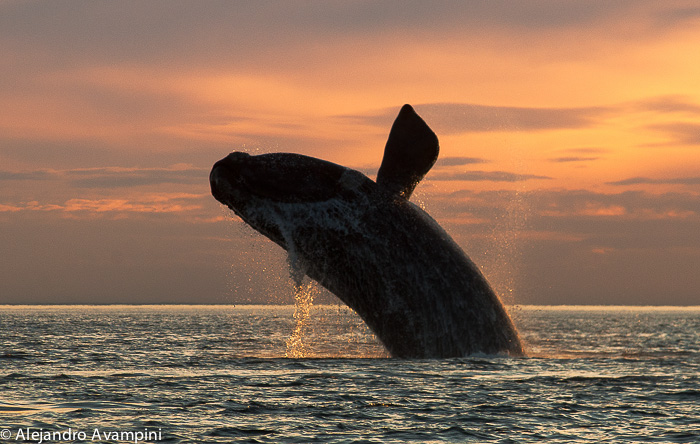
210,104,523,358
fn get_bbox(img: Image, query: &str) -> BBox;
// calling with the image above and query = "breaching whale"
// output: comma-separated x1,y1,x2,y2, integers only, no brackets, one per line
210,104,523,358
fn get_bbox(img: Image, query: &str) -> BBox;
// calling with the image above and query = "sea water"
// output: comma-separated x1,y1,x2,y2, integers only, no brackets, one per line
1,305,698,443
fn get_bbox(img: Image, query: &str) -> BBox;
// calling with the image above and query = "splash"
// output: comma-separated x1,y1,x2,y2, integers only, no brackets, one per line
278,216,317,358
484,189,529,306
285,279,316,358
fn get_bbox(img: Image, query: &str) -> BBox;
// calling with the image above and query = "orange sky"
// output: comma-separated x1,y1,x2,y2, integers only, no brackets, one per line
1,1,699,305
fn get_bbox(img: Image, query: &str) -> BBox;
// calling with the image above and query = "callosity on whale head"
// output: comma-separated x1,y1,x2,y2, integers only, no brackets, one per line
210,104,524,358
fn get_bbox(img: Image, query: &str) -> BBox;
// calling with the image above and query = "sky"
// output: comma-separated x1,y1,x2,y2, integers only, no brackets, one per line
1,1,699,306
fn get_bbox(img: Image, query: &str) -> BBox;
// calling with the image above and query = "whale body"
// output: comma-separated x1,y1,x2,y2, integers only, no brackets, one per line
210,104,523,358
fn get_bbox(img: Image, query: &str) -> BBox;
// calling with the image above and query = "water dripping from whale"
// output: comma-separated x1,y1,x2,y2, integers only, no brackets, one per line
210,104,524,358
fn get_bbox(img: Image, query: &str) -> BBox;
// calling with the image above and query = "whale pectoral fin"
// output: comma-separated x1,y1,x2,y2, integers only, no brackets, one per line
376,104,439,199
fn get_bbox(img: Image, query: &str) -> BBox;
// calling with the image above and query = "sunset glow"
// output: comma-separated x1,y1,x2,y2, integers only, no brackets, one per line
1,1,699,305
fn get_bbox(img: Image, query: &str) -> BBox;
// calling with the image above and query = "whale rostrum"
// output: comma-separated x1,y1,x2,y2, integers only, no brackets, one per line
210,104,524,358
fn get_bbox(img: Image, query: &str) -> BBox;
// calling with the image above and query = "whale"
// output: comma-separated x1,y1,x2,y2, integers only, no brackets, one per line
210,104,523,358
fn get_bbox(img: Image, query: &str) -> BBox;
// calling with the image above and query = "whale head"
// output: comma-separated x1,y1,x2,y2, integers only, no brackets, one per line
210,151,374,248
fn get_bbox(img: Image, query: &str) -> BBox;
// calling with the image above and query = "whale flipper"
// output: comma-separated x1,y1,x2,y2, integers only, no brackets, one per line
376,104,439,199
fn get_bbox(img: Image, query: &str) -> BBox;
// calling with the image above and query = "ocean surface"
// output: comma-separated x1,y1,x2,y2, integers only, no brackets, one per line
1,304,699,443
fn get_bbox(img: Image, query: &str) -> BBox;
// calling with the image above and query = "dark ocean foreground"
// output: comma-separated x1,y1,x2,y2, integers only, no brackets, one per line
1,305,699,443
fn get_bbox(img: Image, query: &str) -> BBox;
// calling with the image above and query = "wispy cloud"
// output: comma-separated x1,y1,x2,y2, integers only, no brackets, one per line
0,170,53,181
527,189,700,221
565,147,608,154
607,176,700,186
0,193,205,217
419,103,614,134
67,165,208,188
654,5,700,28
550,156,600,163
548,146,608,163
429,188,700,239
636,95,700,115
345,95,700,140
345,102,614,135
0,164,208,188
2,2,693,71
429,170,551,182
435,156,488,166
645,122,700,146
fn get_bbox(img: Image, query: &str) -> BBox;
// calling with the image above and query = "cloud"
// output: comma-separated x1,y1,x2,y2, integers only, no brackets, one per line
346,95,700,141
435,156,488,166
2,2,692,71
423,188,700,305
0,2,633,68
425,188,700,290
429,170,551,182
654,5,700,27
636,95,700,115
550,156,600,163
0,193,205,217
346,102,614,135
62,195,203,214
421,103,615,133
565,147,608,153
0,170,53,181
525,189,700,222
0,137,142,168
66,165,208,188
0,203,23,213
0,165,212,220
645,122,700,146
429,188,700,236
0,164,208,188
549,147,607,162
607,176,700,186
